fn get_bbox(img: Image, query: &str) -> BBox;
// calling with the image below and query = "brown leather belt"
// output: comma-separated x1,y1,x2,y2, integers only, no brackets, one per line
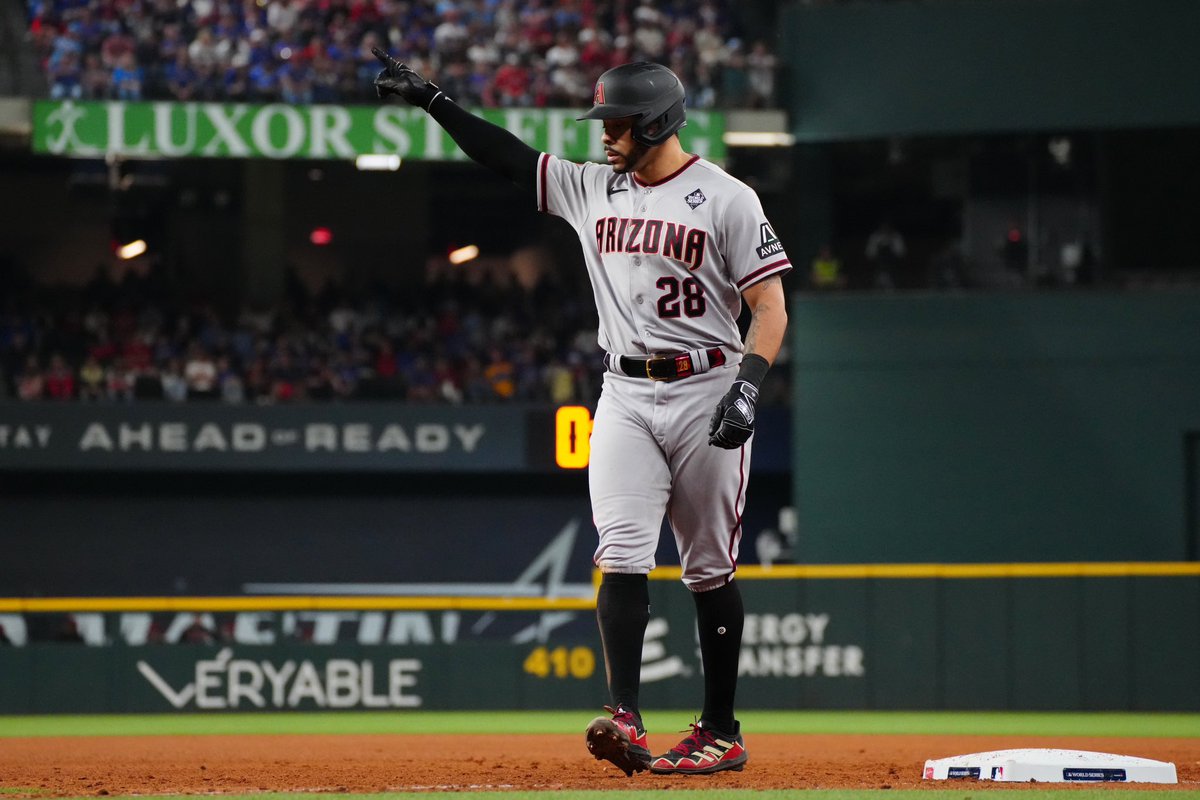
603,348,727,381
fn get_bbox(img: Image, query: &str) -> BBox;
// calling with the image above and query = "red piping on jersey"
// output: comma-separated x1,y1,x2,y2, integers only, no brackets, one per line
737,258,791,289
633,154,700,187
539,153,550,212
725,444,747,582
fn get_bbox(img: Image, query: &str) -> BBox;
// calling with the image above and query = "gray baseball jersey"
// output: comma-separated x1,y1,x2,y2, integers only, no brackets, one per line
536,151,791,590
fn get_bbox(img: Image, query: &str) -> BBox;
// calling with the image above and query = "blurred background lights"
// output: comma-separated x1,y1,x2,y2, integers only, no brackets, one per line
355,154,402,171
115,239,147,260
448,244,480,265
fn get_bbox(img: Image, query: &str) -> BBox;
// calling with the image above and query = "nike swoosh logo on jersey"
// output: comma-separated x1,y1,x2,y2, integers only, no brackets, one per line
607,187,629,195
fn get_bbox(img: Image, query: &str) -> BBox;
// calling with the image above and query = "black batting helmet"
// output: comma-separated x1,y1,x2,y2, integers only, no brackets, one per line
577,62,687,147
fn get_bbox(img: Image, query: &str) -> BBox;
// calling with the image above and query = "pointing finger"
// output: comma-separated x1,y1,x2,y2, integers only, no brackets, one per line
371,47,399,68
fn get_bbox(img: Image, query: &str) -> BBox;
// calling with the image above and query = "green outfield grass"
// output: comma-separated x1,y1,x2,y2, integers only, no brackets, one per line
3,713,1196,799
2,709,1199,738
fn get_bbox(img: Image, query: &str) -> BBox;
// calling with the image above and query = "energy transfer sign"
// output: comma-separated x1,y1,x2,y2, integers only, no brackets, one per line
32,100,725,161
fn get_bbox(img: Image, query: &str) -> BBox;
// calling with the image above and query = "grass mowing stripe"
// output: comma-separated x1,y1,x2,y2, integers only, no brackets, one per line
22,792,1200,800
2,711,1200,738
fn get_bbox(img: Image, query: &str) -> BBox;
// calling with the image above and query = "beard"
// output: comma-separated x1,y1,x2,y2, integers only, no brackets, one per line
609,140,652,174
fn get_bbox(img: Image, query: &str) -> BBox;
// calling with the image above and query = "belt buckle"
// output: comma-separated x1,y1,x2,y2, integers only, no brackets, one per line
645,355,671,381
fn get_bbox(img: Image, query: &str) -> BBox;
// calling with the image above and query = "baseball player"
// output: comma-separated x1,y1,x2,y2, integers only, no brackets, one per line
374,54,789,776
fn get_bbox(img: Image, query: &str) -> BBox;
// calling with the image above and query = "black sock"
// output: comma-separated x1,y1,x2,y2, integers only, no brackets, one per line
596,572,650,715
692,580,744,734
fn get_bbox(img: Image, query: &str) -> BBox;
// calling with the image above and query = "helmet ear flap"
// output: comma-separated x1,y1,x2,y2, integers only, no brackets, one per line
632,106,687,147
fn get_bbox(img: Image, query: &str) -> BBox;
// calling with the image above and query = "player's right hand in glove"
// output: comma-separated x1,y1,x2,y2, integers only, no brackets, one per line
708,353,769,449
372,47,445,110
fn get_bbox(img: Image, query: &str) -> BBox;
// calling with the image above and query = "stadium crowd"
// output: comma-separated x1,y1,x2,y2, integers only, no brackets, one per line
0,265,607,404
29,0,779,110
0,261,791,406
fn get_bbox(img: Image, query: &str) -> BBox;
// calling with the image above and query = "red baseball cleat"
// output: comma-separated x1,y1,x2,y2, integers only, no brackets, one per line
585,705,651,776
649,719,747,774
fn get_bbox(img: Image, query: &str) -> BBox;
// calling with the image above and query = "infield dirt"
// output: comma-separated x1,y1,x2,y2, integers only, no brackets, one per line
2,734,1198,794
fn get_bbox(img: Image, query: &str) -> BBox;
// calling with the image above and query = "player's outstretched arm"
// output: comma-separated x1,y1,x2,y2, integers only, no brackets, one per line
708,276,788,449
372,48,539,192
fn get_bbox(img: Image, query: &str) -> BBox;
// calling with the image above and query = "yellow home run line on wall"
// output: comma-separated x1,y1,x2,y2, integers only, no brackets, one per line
6,562,1200,613
649,562,1200,580
0,596,598,613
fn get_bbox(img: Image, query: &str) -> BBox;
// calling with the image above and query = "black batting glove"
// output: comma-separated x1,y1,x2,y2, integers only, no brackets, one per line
708,379,759,448
372,47,446,110
708,354,769,449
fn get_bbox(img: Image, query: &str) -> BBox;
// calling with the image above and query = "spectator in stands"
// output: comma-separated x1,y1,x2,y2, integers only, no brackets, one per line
111,52,144,100
184,344,219,400
78,354,105,400
16,355,45,401
160,357,188,402
217,355,245,404
720,38,749,106
188,26,221,70
48,24,83,72
49,50,83,99
80,52,110,99
105,356,136,401
483,346,516,400
746,40,778,108
241,356,271,404
543,356,574,403
43,353,76,400
279,57,314,104
866,220,907,290
158,22,188,68
248,57,279,101
100,24,136,71
810,245,846,291
165,50,199,100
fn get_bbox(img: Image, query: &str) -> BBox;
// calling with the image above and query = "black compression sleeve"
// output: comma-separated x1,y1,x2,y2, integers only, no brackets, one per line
428,98,541,192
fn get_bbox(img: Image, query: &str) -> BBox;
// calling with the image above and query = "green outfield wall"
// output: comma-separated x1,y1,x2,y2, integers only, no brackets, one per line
3,570,1198,712
779,0,1200,140
790,291,1200,564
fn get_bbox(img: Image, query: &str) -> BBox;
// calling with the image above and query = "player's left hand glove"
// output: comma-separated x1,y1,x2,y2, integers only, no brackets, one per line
372,47,445,110
708,354,770,449
708,380,759,449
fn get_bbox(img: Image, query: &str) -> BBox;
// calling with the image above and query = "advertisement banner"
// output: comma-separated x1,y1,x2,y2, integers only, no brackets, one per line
0,403,526,472
0,642,606,713
0,580,868,713
4,576,1200,711
32,101,726,161
0,403,788,474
